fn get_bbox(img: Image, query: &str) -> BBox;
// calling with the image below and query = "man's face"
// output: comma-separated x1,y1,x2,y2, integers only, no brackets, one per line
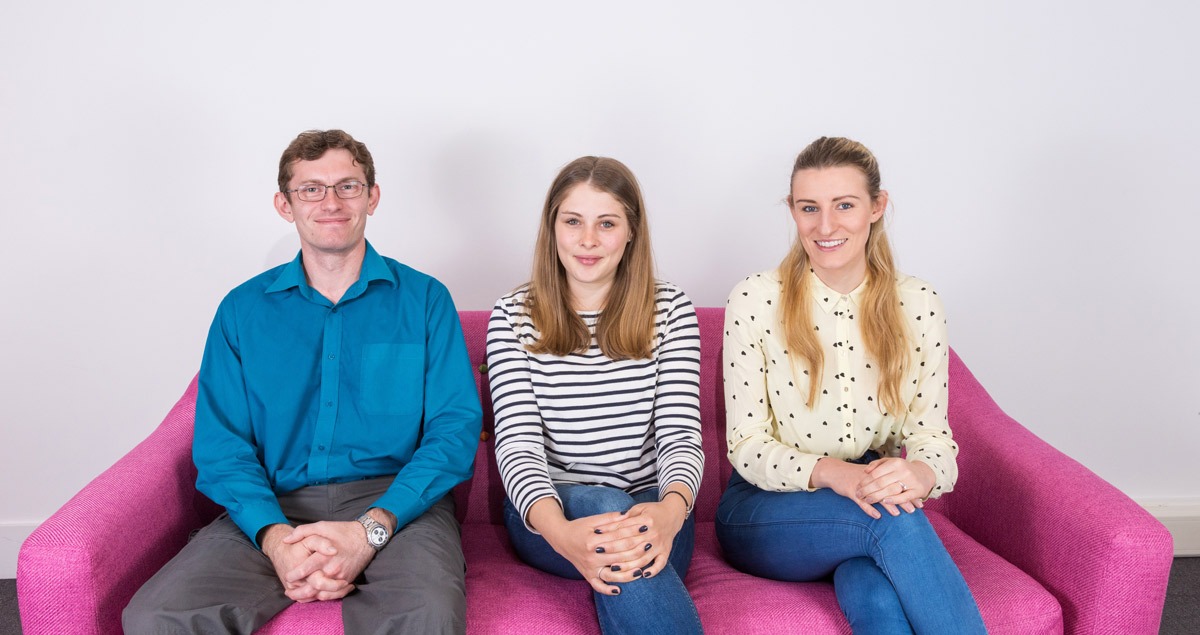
273,148,380,258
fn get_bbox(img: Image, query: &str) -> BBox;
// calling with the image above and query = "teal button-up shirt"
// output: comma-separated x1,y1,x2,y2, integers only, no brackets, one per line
193,242,482,544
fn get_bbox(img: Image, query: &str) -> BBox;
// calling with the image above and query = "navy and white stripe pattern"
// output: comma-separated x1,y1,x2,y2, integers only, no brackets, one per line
486,282,704,531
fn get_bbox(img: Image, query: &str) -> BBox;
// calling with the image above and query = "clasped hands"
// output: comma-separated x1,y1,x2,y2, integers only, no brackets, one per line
534,495,688,596
814,456,935,519
260,517,382,602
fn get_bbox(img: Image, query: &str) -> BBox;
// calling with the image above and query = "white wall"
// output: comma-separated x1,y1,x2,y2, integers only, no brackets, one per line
3,1,1198,576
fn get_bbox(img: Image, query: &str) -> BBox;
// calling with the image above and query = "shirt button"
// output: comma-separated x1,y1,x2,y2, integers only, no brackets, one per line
845,423,852,427
318,445,326,451
328,354,336,360
844,387,849,392
331,307,338,313
325,401,333,407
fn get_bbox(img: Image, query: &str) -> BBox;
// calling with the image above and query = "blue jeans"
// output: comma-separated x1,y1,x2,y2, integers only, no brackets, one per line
504,484,703,635
716,472,985,635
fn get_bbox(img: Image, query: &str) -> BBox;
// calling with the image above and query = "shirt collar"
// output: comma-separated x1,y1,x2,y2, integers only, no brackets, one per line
264,241,396,299
357,241,397,287
809,269,867,314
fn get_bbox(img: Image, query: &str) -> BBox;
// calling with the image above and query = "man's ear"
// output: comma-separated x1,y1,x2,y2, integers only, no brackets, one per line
274,191,294,223
366,184,381,216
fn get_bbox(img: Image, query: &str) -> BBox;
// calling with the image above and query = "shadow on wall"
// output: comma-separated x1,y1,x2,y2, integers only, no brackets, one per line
266,232,298,270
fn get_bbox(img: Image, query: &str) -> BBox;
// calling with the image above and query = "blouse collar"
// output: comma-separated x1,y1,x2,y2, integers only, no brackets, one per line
808,269,867,314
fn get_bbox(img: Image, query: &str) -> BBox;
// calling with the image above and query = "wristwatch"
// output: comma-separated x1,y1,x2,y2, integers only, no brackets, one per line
357,513,391,552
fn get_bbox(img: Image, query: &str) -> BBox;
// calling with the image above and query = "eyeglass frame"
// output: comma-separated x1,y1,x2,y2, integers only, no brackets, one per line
283,180,371,202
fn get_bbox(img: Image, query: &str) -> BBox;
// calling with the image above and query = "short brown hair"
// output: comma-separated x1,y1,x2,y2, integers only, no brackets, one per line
277,129,376,194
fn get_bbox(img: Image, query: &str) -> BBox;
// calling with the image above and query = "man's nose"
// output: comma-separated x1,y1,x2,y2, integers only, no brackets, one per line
321,187,342,209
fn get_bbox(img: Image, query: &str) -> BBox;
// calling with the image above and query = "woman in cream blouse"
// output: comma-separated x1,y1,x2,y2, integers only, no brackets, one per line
716,137,986,634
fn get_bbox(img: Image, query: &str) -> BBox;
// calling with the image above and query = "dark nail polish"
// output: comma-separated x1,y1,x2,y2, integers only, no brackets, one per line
644,569,654,578
595,546,605,553
594,528,602,534
632,569,642,578
610,564,621,572
644,543,652,551
639,525,648,533
611,588,620,595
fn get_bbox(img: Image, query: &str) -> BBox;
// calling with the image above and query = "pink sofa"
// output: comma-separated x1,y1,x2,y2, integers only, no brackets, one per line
19,308,1174,634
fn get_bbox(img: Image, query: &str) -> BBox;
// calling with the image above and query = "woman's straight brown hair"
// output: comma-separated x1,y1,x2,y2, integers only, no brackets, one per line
525,157,656,360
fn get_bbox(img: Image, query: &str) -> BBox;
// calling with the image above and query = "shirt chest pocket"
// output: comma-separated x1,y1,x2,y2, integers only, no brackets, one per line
361,343,424,416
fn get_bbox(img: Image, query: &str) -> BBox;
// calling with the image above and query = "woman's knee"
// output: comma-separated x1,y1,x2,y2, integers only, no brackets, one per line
558,484,637,518
872,508,936,544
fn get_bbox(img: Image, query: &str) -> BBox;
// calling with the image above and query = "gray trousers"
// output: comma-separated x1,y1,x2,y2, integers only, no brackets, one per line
123,476,466,635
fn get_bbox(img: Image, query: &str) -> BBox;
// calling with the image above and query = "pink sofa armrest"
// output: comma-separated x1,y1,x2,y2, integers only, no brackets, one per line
932,350,1173,635
17,376,220,635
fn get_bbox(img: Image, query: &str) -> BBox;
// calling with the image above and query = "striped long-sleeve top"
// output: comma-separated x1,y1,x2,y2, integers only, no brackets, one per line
486,282,704,531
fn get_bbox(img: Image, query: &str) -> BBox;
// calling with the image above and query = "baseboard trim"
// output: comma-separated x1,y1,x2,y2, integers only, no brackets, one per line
1,522,38,579
1139,500,1200,557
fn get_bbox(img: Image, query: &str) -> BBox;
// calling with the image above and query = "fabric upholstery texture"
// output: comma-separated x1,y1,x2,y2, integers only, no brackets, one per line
18,308,1173,634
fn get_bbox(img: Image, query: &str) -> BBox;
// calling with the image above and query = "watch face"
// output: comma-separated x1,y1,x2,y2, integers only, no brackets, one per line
369,526,388,546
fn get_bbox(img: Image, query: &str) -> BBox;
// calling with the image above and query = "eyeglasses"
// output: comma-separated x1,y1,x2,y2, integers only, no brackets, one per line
285,181,368,202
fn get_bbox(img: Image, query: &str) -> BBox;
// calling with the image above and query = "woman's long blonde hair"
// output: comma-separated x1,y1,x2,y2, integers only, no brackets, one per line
525,156,656,360
779,137,909,415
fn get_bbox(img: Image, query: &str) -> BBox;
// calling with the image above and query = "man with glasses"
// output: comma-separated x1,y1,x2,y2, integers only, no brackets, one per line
124,129,482,634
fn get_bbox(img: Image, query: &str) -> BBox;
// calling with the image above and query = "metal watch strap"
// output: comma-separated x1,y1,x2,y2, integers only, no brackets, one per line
357,513,390,552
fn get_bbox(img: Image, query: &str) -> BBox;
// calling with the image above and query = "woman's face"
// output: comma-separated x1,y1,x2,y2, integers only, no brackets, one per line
554,183,632,310
788,166,886,293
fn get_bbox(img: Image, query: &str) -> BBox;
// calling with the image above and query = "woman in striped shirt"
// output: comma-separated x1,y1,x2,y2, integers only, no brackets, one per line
486,157,704,634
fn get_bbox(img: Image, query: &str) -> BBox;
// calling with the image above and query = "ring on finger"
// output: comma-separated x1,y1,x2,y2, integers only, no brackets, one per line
597,566,606,582
899,482,909,492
